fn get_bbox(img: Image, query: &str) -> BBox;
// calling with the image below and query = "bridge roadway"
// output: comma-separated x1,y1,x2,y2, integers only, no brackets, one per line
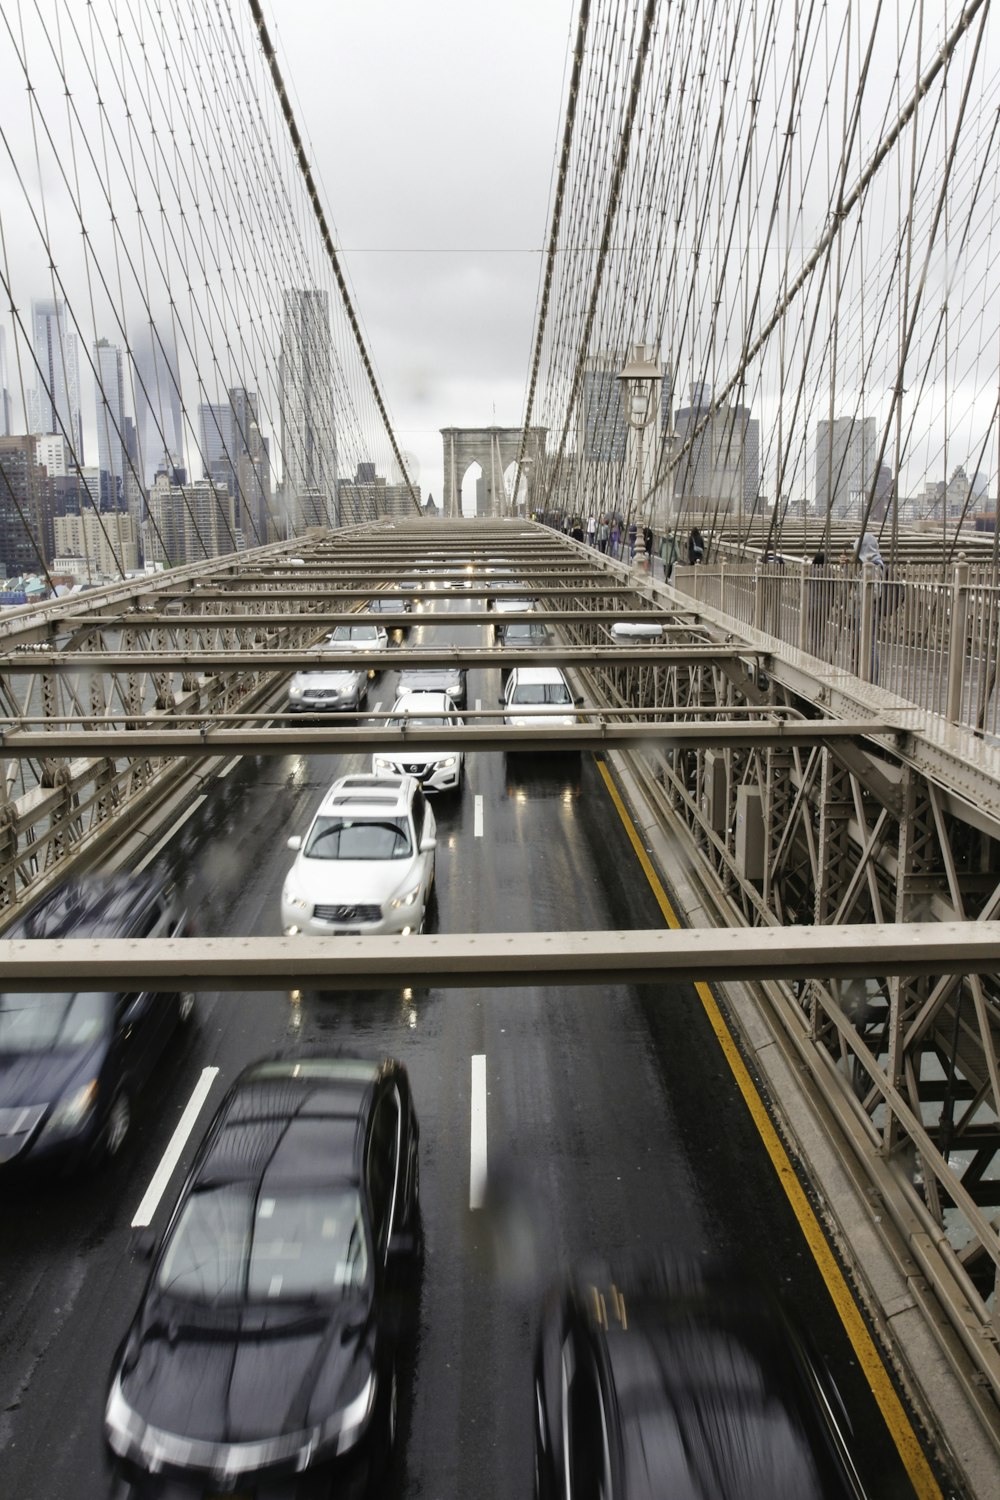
0,592,936,1499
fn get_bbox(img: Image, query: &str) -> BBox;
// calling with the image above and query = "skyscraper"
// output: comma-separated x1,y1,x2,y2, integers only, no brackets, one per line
673,384,760,513
814,416,876,519
279,289,337,531
198,388,272,546
132,321,184,482
0,327,12,437
26,299,83,460
94,338,129,511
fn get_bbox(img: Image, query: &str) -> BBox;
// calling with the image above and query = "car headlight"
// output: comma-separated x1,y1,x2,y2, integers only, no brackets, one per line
284,888,310,912
289,683,303,700
373,756,394,771
440,757,457,768
390,883,421,909
42,1079,98,1138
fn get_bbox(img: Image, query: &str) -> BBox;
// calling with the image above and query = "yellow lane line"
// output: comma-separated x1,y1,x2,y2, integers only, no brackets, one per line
596,757,942,1500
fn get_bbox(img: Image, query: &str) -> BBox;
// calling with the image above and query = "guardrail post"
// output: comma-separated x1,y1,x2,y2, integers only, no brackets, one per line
859,564,875,682
752,561,764,631
946,557,970,724
797,560,808,652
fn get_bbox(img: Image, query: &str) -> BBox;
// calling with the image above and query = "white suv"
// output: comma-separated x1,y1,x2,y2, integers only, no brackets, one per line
373,692,464,793
501,666,580,727
281,774,436,937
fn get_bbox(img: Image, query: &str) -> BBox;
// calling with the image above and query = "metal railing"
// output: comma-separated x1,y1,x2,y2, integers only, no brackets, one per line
674,557,1000,735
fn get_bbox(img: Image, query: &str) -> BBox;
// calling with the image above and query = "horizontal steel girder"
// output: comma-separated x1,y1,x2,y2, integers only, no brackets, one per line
0,922,996,990
0,645,744,672
71,610,696,630
0,720,898,756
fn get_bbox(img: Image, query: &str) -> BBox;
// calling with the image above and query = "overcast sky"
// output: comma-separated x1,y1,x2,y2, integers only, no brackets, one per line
261,0,576,507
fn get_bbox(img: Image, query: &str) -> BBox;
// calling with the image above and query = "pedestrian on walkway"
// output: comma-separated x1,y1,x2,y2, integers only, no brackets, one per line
660,531,679,583
571,516,584,543
586,514,597,546
627,520,638,560
597,516,609,552
610,520,620,557
642,523,653,559
688,526,705,564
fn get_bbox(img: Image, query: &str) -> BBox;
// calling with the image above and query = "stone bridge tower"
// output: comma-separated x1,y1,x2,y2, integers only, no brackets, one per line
440,426,547,518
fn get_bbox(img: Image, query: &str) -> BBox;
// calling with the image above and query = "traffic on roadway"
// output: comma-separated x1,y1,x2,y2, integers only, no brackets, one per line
0,583,938,1498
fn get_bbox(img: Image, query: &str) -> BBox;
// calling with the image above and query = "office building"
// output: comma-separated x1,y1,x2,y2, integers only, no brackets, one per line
94,338,131,511
198,389,272,546
673,384,760,513
0,435,54,576
26,299,83,460
143,473,235,566
53,508,137,578
337,463,420,522
0,327,12,436
814,416,877,520
133,321,184,482
279,289,337,531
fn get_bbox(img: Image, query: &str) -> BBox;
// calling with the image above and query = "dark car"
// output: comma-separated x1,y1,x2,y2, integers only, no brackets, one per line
534,1259,867,1500
105,1054,422,1498
0,874,193,1172
365,595,412,635
396,647,467,708
498,619,551,649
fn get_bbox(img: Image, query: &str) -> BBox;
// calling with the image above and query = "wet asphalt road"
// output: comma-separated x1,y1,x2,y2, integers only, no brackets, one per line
0,594,926,1499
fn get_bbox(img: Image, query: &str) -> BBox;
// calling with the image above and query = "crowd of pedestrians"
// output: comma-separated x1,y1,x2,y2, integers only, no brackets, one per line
535,509,708,584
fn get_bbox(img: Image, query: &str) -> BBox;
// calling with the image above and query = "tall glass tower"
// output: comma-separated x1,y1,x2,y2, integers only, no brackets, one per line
279,289,338,531
26,299,83,459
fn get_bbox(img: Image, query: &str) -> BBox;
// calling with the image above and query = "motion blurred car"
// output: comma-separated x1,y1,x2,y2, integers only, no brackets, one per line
287,646,368,715
0,874,193,1171
365,595,412,635
373,692,464,793
498,619,551,650
105,1053,422,1497
281,773,436,937
326,622,389,677
501,665,580,728
396,647,467,709
534,1259,867,1500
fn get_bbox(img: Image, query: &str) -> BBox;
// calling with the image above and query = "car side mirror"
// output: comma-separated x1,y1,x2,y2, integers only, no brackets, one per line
575,696,585,707
498,696,506,706
287,834,302,851
419,836,437,854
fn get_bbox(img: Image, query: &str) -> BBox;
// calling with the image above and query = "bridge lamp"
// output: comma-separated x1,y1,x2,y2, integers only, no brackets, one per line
618,343,663,540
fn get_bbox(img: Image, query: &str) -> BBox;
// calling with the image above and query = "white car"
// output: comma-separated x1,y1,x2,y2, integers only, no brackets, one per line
501,666,580,728
373,692,464,793
281,774,436,937
326,622,389,675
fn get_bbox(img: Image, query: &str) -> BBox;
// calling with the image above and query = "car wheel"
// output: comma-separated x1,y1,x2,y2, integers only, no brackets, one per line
177,989,195,1025
105,1090,131,1159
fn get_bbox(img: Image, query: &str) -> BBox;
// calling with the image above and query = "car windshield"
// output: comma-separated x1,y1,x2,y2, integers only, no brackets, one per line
505,626,546,642
512,683,572,705
303,815,413,860
388,714,450,730
0,991,111,1052
157,1184,370,1305
330,625,376,643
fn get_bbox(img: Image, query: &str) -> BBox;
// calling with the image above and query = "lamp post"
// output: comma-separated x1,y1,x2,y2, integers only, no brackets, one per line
618,343,663,547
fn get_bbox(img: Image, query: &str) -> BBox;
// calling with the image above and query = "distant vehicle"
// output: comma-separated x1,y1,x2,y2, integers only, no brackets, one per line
397,648,467,709
501,665,581,728
105,1053,422,1496
535,1259,868,1500
365,594,412,627
281,772,436,937
287,644,368,714
0,875,193,1170
498,619,551,649
327,622,389,651
373,692,464,793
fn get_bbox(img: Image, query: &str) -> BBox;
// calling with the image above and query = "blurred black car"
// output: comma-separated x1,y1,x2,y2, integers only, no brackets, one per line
0,874,193,1172
534,1259,867,1500
105,1054,422,1498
